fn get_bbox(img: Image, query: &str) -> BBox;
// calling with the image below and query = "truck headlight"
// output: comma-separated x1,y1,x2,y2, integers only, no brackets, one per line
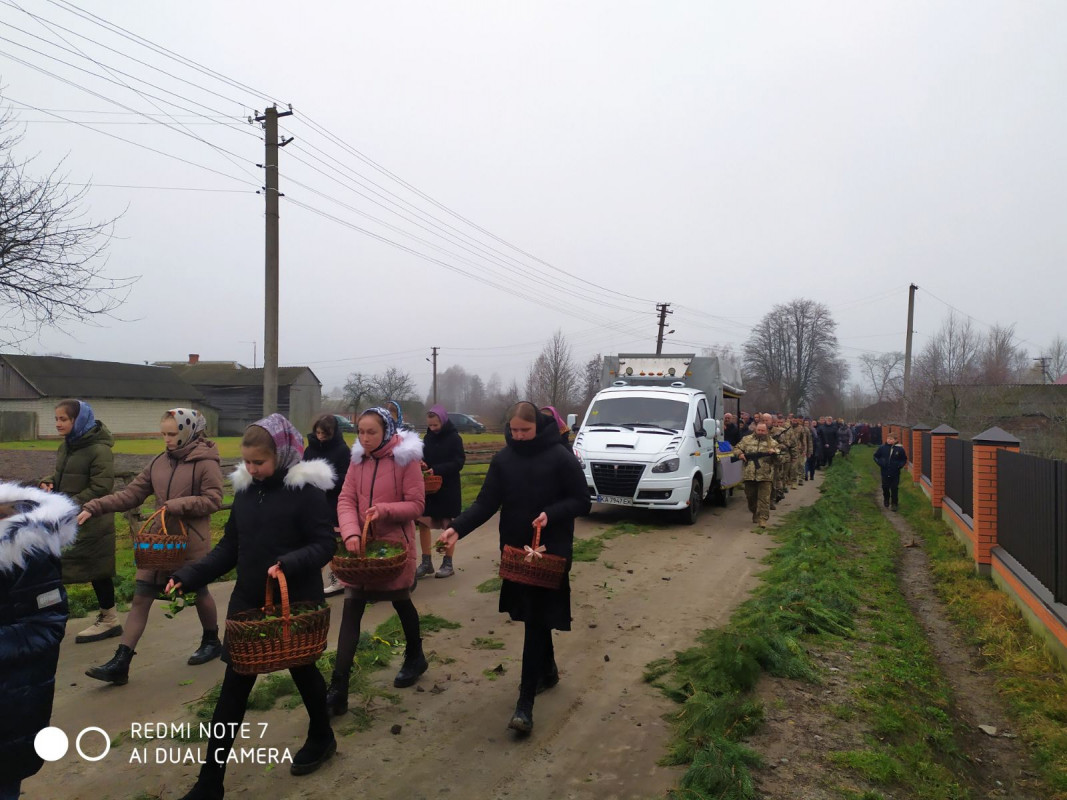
574,449,585,468
651,457,680,473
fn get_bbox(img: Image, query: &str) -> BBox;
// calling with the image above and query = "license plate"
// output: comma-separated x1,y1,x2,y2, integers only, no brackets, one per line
597,494,633,506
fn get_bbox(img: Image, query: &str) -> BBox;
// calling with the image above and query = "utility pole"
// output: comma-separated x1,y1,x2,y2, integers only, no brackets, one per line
254,104,294,416
429,346,439,404
1035,356,1051,384
655,302,673,355
902,283,917,423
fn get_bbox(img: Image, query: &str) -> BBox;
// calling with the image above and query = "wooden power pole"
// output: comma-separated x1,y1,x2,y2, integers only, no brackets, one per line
655,302,673,355
902,283,917,423
255,104,293,416
430,346,439,404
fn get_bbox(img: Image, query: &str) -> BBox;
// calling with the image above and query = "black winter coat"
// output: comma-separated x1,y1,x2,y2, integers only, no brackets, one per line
173,460,335,634
304,428,351,525
451,413,590,631
0,485,77,786
818,423,838,450
874,443,909,481
422,420,465,520
723,423,741,447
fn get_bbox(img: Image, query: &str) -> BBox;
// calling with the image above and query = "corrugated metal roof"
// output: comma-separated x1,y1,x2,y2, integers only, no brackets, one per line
167,363,320,387
1,354,203,400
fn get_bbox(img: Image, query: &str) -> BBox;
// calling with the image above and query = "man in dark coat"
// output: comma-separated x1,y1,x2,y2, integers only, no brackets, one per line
0,484,78,798
723,412,741,446
418,405,466,579
873,434,909,511
818,417,838,467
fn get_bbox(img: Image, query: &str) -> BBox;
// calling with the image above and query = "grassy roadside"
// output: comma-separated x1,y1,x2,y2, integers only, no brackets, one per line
647,454,999,800
893,465,1067,794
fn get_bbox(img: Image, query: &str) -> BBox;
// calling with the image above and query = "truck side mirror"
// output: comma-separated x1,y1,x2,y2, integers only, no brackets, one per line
567,413,577,428
703,418,716,438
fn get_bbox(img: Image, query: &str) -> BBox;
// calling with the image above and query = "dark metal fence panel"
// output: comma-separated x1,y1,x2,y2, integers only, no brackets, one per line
998,450,1060,600
961,441,973,518
921,432,932,480
1059,465,1067,605
945,437,964,513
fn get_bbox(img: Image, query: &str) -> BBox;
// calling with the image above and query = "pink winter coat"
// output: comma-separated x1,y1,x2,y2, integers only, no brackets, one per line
337,430,425,595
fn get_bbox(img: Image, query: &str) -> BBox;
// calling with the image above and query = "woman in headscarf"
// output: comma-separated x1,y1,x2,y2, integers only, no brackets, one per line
328,406,426,715
439,402,590,734
304,413,351,596
77,408,225,685
39,399,119,644
167,413,338,797
415,404,465,579
385,399,414,431
540,405,572,450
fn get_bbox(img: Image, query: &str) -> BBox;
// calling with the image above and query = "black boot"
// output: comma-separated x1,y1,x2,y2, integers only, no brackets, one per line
290,733,337,776
536,659,559,694
188,630,223,666
393,638,428,688
508,698,534,733
326,672,349,717
176,781,224,800
85,644,134,685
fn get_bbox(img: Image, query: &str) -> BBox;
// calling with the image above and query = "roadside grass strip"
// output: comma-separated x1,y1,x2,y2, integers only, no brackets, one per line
180,613,460,739
893,468,1067,795
647,457,984,800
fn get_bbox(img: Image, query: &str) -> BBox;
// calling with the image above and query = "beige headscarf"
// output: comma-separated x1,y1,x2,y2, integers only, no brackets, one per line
165,408,206,449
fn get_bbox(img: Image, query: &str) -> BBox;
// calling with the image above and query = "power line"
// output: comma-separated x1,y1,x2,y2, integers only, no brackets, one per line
58,182,254,193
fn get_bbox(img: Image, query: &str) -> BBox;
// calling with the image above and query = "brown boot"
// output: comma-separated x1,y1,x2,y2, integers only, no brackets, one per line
76,607,123,643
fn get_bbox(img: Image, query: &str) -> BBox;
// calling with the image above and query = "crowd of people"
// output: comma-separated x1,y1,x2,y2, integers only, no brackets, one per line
0,397,587,800
723,412,884,528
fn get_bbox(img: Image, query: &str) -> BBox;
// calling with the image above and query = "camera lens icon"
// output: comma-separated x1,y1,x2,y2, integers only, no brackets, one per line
34,726,111,762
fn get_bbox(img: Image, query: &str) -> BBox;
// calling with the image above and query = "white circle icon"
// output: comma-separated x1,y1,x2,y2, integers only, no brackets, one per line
76,727,111,762
34,727,69,761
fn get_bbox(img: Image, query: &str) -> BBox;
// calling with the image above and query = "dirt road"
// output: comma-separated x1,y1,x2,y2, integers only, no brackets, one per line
24,479,822,800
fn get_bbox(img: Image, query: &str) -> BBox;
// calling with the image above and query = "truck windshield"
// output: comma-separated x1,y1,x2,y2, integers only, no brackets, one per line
585,397,688,430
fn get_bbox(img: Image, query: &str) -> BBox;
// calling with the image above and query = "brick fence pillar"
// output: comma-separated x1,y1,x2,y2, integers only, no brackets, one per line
929,424,958,518
911,424,930,485
972,426,1022,576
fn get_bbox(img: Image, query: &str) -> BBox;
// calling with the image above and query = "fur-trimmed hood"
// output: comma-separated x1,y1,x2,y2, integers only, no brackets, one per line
0,482,78,573
230,458,337,494
350,429,423,467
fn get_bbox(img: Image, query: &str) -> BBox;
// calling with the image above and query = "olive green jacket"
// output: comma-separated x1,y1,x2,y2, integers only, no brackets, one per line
735,434,781,482
43,422,117,584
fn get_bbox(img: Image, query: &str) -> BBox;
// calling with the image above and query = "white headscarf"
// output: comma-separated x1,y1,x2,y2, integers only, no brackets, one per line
164,408,207,449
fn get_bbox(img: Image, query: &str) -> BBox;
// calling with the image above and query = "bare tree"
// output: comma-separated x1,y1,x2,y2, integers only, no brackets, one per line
524,330,578,409
371,367,417,403
980,323,1028,384
1041,335,1067,383
0,106,133,346
579,353,602,408
342,372,374,412
743,299,841,412
858,351,905,403
913,313,982,422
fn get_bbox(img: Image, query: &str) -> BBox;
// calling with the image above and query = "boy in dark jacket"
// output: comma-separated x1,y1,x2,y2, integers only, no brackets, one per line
0,483,78,800
873,434,909,511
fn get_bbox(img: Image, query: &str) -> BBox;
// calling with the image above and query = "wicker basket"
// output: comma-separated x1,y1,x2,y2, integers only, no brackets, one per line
331,517,408,585
132,508,188,570
226,571,331,675
499,522,566,590
424,473,443,494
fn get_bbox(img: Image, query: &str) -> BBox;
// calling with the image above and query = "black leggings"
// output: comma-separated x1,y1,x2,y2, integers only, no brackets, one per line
334,597,421,678
197,663,329,789
91,578,115,609
519,624,555,705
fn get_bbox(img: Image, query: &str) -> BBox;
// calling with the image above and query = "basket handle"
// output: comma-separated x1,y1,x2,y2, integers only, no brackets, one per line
263,569,292,641
358,515,373,558
531,520,543,549
136,507,188,539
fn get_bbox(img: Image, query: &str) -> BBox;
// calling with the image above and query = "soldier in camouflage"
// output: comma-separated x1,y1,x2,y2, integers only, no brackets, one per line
735,422,781,528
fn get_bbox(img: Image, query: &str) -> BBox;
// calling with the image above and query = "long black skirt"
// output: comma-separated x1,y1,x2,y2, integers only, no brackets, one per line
499,573,571,631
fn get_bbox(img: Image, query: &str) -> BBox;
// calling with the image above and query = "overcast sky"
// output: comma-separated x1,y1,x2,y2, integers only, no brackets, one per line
1,1,1064,398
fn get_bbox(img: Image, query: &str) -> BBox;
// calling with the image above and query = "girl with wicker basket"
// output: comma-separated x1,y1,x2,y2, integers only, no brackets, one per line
415,404,465,579
76,408,224,685
438,402,590,734
328,407,426,715
165,414,338,800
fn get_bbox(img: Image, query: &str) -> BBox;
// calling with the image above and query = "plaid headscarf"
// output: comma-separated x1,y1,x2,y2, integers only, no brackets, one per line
251,413,305,469
164,407,206,449
360,406,397,452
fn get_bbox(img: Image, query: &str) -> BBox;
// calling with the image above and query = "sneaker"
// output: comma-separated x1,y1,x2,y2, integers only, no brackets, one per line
415,557,434,579
75,607,122,644
435,557,454,579
323,573,343,597
508,702,534,734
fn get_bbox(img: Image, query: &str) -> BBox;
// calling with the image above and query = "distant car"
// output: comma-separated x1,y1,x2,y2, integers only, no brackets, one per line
333,414,356,433
450,413,486,434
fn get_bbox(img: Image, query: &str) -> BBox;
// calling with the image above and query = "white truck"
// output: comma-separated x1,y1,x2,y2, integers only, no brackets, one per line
567,354,744,524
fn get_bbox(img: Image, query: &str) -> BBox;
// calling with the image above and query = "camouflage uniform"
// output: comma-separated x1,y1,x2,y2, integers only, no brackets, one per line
735,433,780,526
798,423,813,484
770,425,788,501
782,424,803,489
